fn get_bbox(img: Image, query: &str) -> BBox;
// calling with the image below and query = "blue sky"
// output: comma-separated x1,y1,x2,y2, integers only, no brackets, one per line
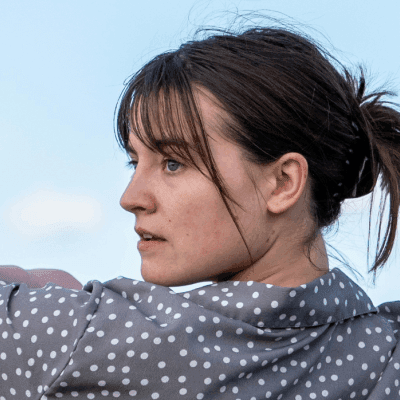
1,0,399,302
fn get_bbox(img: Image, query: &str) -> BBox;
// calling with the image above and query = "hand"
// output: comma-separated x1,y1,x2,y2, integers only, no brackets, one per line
0,265,83,290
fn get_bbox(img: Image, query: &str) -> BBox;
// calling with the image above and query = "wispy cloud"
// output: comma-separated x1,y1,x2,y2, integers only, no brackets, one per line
6,189,103,238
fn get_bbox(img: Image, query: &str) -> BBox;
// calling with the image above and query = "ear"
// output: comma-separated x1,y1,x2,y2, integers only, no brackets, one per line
266,153,309,214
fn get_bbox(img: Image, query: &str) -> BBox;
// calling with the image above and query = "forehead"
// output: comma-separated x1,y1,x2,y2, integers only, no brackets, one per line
127,87,224,156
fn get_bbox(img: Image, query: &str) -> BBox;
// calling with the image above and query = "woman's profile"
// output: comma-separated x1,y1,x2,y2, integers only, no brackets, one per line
1,12,400,399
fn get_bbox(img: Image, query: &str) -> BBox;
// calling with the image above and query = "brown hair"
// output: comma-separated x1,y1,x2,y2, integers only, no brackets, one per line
115,13,400,287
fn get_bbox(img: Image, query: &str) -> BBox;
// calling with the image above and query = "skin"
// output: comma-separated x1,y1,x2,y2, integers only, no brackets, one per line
0,265,82,289
120,88,329,288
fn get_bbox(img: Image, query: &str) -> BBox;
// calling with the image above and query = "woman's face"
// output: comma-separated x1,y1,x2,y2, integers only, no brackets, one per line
120,89,328,287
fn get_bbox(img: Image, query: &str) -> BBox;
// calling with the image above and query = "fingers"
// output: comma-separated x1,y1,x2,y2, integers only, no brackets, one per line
28,269,83,290
0,265,83,290
0,265,41,287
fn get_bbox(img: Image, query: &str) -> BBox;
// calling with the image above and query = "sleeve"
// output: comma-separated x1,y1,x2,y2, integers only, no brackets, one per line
376,300,400,341
367,300,400,399
0,278,103,398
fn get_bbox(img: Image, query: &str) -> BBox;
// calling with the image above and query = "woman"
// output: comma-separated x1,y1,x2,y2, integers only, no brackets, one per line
1,21,400,399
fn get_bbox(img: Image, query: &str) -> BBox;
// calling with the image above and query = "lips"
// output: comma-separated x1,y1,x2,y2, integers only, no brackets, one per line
135,227,166,241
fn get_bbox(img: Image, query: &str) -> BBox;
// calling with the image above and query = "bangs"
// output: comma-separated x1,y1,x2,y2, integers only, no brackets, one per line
120,74,214,179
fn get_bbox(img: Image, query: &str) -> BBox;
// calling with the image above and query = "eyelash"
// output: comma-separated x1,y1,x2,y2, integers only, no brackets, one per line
125,158,184,175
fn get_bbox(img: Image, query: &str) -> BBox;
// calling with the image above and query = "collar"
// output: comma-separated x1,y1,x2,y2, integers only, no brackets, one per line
182,267,377,328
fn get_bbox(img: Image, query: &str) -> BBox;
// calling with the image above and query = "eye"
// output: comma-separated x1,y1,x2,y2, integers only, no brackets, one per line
162,159,184,173
125,158,184,174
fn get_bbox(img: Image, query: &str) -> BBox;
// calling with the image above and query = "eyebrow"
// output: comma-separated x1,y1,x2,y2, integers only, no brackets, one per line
127,139,195,156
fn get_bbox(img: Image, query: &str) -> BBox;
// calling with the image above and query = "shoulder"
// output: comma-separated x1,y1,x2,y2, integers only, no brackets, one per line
376,300,400,341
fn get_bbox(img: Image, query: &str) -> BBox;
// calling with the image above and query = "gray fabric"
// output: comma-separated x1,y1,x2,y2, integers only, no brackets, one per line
0,267,399,399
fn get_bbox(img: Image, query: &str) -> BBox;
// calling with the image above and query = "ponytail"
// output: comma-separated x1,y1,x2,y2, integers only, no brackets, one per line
351,68,400,284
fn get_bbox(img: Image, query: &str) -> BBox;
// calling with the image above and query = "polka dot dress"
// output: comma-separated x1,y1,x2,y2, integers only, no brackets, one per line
1,267,399,399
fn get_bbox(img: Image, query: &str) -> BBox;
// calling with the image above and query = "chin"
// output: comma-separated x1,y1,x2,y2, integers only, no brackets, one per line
141,271,204,288
141,268,183,287
141,261,219,287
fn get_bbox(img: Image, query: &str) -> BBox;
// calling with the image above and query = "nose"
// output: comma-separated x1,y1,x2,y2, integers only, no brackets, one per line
119,174,157,214
119,172,135,212
120,190,130,212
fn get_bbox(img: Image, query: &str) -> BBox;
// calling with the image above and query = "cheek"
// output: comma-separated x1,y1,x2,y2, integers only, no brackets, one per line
177,197,228,241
